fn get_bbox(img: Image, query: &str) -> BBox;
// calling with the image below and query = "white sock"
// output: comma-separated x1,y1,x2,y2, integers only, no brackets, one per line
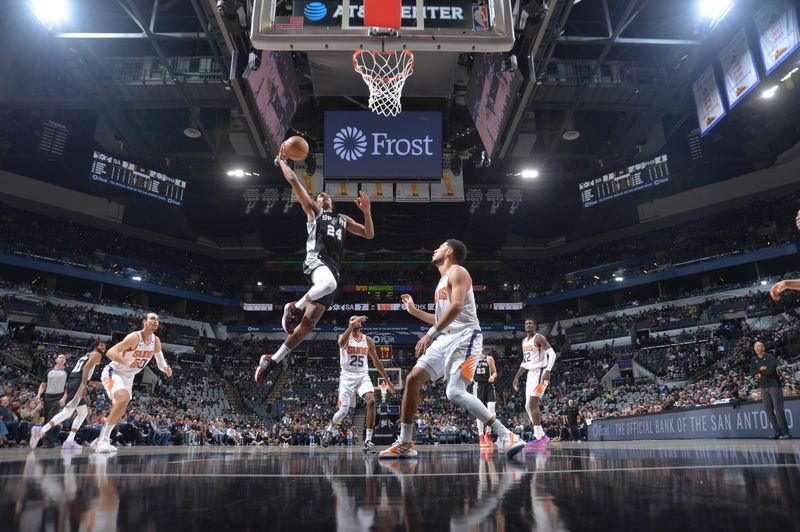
295,297,308,311
489,419,511,439
99,423,116,443
66,430,77,442
477,418,484,435
365,429,373,442
534,425,545,439
399,423,413,443
272,343,292,363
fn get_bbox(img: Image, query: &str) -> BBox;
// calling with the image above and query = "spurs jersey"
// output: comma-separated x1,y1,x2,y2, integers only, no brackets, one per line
434,266,481,334
69,352,100,382
110,332,157,377
521,334,547,370
340,333,369,374
473,357,491,384
305,209,347,273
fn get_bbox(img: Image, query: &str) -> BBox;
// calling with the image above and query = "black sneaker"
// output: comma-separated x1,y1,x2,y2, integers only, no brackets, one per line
321,430,331,448
779,434,793,440
254,354,277,385
768,434,780,440
363,440,376,455
281,301,304,335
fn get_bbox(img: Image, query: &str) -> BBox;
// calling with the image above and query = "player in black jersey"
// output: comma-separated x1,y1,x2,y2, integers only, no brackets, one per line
30,341,106,449
471,349,498,449
255,150,374,384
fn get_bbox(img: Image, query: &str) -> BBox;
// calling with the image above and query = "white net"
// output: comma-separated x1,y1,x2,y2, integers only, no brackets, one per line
352,50,414,117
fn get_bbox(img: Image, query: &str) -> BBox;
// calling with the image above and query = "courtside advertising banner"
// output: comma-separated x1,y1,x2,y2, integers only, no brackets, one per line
360,182,394,202
692,65,726,136
430,168,465,202
324,111,442,178
755,0,800,75
719,28,760,109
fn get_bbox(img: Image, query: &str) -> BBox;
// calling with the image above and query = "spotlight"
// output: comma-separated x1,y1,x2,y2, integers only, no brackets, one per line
760,280,768,286
762,85,779,99
521,169,539,179
227,169,246,178
614,276,624,282
257,281,263,286
699,0,734,22
132,276,143,282
28,0,68,30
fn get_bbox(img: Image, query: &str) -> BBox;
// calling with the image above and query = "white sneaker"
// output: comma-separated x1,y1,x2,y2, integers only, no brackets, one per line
96,441,117,454
497,432,525,460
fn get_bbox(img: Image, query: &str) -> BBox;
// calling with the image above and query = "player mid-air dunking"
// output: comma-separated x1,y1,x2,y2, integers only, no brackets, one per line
379,239,524,459
254,148,374,385
322,315,396,453
513,318,557,448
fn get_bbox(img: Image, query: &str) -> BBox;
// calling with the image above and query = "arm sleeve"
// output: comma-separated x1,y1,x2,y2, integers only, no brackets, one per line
154,351,170,371
545,348,557,372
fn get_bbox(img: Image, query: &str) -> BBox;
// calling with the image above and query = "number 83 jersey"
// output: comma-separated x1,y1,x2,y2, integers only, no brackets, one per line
305,210,347,275
340,334,369,374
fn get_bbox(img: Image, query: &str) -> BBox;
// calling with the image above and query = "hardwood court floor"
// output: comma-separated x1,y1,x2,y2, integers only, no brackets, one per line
1,440,799,530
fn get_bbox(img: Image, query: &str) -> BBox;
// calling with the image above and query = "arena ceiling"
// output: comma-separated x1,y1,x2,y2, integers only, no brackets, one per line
0,0,798,254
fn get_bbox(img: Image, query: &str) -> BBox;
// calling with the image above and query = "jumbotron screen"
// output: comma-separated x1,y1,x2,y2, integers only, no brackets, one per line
90,151,186,206
579,154,671,208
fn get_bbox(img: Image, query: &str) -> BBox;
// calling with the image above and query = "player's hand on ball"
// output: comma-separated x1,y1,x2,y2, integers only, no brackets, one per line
400,294,415,313
415,335,432,358
355,191,371,213
770,281,786,301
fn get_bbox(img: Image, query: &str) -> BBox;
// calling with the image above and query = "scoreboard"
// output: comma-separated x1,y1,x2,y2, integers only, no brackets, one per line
378,345,392,361
579,154,670,208
90,151,186,206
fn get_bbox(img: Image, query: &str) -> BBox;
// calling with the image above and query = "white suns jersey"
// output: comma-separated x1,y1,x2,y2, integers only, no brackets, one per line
521,334,547,370
339,334,370,374
434,266,480,334
110,332,157,377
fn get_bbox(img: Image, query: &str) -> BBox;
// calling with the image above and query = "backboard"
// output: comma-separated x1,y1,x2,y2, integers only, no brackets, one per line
250,0,515,52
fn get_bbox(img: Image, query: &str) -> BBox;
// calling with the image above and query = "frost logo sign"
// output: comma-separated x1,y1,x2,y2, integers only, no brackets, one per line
324,111,442,178
333,127,368,161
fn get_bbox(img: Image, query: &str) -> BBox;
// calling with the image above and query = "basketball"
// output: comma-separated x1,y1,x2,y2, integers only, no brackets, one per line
282,136,309,161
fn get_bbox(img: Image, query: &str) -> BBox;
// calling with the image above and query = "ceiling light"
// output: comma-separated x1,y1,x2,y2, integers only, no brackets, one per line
28,0,68,30
132,276,142,282
760,280,768,286
614,276,624,282
762,85,779,99
227,169,245,178
699,0,734,22
183,127,202,138
521,169,539,179
780,67,798,82
256,281,263,286
562,130,580,141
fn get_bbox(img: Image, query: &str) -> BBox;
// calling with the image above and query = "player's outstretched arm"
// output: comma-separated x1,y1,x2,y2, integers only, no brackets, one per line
770,279,800,301
342,192,374,239
400,294,435,325
279,158,319,221
366,337,397,394
338,315,365,348
105,333,140,367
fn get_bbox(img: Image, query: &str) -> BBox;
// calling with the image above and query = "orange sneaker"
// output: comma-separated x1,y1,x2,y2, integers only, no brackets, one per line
378,439,418,459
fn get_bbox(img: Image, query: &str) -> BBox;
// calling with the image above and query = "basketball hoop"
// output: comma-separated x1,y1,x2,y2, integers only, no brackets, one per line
353,50,414,117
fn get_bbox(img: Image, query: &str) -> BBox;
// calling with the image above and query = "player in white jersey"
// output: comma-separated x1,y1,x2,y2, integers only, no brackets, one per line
379,239,524,459
95,313,173,453
322,315,396,453
513,318,557,448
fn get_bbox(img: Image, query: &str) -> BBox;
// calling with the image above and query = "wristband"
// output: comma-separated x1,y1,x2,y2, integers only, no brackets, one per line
427,326,443,339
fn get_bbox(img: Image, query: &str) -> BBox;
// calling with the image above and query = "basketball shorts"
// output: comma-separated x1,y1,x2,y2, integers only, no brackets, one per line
525,367,549,399
338,371,374,408
303,258,341,308
101,365,134,399
65,378,86,407
415,328,482,383
473,382,497,404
